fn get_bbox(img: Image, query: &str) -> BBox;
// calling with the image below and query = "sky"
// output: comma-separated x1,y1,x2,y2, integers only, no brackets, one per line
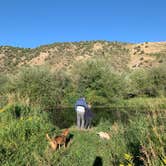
0,0,166,48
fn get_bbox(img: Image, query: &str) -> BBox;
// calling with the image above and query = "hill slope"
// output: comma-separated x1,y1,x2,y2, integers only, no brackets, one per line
0,41,166,73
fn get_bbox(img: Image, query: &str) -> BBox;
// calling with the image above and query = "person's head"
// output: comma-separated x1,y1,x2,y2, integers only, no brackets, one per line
79,96,85,101
82,97,85,101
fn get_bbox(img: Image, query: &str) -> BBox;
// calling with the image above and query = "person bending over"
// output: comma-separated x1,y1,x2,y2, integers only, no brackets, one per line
75,97,88,129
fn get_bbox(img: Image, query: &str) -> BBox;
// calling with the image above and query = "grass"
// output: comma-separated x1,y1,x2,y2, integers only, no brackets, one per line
0,101,166,166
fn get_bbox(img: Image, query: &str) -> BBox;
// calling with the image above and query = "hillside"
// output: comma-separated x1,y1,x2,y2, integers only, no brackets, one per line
0,41,166,73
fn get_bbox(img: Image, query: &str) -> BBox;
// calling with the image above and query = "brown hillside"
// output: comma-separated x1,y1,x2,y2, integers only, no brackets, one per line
0,41,165,73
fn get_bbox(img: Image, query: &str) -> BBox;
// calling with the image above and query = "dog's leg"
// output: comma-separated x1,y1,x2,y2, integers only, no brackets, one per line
64,138,66,148
54,142,58,151
64,142,66,148
58,144,60,150
68,139,72,147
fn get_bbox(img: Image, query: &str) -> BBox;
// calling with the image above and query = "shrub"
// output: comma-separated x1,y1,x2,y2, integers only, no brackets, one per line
126,69,157,97
0,73,9,94
148,65,166,97
126,64,166,98
8,66,67,109
0,74,9,108
0,104,55,166
70,60,125,105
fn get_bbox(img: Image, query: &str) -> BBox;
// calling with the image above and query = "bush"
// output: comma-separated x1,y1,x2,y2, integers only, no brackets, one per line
8,66,69,109
0,74,9,108
0,74,9,94
127,65,166,98
126,69,155,97
70,60,126,105
148,65,166,97
0,104,55,166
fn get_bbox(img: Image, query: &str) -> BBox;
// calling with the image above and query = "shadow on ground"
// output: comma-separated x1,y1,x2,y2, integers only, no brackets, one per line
93,156,103,166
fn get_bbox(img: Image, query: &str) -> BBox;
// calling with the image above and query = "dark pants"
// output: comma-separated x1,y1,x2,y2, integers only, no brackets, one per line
85,118,92,129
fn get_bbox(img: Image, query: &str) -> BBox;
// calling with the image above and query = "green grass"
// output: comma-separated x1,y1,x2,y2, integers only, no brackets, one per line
0,102,166,166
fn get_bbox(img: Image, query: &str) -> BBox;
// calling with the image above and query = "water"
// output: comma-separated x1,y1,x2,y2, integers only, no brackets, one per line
49,106,136,129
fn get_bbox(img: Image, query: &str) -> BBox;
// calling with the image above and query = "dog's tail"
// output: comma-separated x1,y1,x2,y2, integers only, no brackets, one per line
46,133,52,142
46,133,58,150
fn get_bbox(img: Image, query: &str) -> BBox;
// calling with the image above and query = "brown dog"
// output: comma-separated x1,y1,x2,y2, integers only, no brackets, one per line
46,128,69,151
61,128,69,137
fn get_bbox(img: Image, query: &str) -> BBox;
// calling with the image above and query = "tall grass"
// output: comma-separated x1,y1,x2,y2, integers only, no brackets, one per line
0,104,56,166
0,101,166,166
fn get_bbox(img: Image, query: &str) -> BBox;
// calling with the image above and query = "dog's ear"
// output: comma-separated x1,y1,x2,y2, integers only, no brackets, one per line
64,128,69,133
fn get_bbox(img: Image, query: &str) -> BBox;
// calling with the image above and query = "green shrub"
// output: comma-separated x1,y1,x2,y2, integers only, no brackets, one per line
0,73,9,108
0,104,55,166
148,65,166,97
8,66,68,109
0,74,9,94
71,60,125,105
127,70,154,97
127,65,166,98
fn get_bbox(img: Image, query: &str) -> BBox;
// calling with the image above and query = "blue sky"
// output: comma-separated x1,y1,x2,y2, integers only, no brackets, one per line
0,0,166,48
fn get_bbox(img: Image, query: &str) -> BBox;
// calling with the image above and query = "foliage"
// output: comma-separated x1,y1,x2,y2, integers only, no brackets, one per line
149,65,166,96
0,99,166,165
126,65,166,97
70,60,126,105
0,104,55,166
8,66,69,109
0,41,166,165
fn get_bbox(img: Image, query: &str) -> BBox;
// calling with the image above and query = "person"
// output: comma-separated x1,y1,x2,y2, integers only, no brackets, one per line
85,103,93,129
75,97,88,129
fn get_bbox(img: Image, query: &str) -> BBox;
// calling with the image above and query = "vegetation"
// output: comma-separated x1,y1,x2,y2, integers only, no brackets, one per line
0,101,166,166
0,41,166,165
0,41,130,73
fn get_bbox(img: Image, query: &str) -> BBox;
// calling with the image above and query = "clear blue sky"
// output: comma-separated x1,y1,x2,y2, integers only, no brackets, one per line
0,0,166,48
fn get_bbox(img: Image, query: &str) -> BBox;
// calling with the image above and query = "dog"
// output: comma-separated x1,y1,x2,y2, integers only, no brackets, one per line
97,131,110,140
46,128,69,151
61,128,69,137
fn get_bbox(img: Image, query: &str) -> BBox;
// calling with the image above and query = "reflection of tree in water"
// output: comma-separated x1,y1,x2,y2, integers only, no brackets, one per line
49,106,131,129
